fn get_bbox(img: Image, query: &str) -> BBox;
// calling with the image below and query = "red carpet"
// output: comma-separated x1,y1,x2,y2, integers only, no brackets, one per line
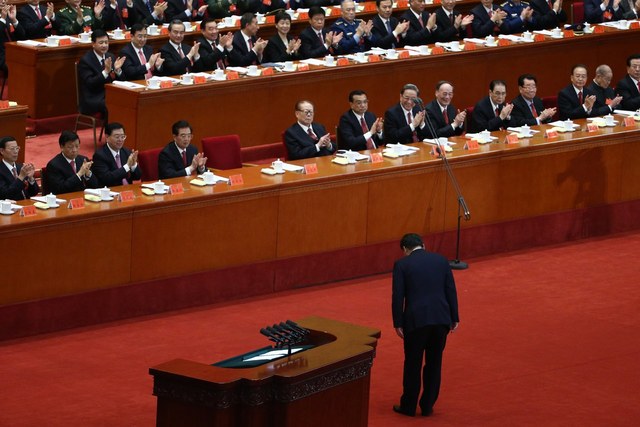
1,232,639,426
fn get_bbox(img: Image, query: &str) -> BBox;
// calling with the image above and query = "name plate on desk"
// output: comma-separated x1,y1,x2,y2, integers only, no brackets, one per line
229,174,244,186
304,163,318,175
505,134,519,144
587,123,599,133
465,139,480,150
169,183,184,195
545,129,559,139
624,116,636,127
370,152,384,163
20,205,37,217
0,100,9,109
119,190,135,202
68,198,85,209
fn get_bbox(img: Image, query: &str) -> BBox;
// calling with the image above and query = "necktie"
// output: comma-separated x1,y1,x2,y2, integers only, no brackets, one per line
548,0,553,8
138,49,153,79
418,15,424,28
35,6,42,19
530,102,538,118
360,117,375,149
181,150,187,167
11,166,17,178
116,4,125,28
450,13,455,26
386,20,392,34
578,91,583,104
407,112,419,142
307,127,318,141
636,81,640,93
495,107,500,117
318,31,324,44
177,46,184,58
248,38,254,51
145,0,153,13
443,108,449,125
115,153,129,186
70,160,76,173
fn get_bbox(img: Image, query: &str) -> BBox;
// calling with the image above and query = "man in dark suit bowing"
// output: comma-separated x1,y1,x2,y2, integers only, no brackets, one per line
384,83,430,145
77,29,125,123
424,81,466,138
401,0,438,46
92,123,142,187
158,120,208,179
228,12,268,66
469,79,514,133
435,0,474,42
338,90,384,151
120,23,164,80
370,0,409,49
0,136,39,201
557,64,599,120
587,64,622,115
470,0,507,38
132,0,166,26
45,131,100,195
299,6,343,59
197,17,232,71
392,233,459,418
284,100,336,160
616,53,640,111
17,0,57,39
159,19,201,75
528,0,567,30
510,73,556,126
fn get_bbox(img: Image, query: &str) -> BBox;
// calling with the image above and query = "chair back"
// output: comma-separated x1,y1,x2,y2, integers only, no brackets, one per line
201,135,243,170
138,147,163,182
241,142,288,165
40,166,48,195
571,2,584,24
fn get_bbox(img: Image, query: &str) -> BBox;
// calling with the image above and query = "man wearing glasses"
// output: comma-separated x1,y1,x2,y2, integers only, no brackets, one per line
92,122,142,187
0,136,39,201
469,80,514,132
384,83,429,145
119,23,164,81
616,53,640,111
158,120,208,179
284,100,336,160
510,73,556,126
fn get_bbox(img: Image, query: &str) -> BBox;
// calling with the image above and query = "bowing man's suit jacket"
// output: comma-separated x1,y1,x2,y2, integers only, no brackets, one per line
0,163,40,200
92,144,143,187
284,122,336,160
45,153,100,195
338,110,382,151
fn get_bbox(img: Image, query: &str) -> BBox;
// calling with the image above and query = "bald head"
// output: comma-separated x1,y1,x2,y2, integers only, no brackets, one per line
594,64,613,89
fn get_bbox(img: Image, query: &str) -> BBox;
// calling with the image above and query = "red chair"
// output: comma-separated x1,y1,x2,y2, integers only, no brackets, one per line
571,2,584,24
542,95,559,121
201,135,243,170
138,147,163,182
465,106,475,133
241,142,288,165
39,166,48,195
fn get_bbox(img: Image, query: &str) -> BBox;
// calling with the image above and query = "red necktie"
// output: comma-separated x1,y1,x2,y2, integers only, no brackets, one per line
360,117,375,149
636,81,640,93
70,160,76,173
35,6,42,19
450,13,454,25
418,15,424,28
138,49,153,79
307,127,318,141
495,107,500,117
443,108,449,125
578,91,583,104
407,112,419,142
115,153,129,186
530,102,538,118
182,150,187,167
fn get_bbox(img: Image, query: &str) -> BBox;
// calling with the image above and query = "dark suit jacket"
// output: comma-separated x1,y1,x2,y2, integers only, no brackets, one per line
263,34,299,63
338,110,382,151
425,99,464,138
165,0,205,22
228,30,259,66
284,122,335,160
470,4,506,37
618,0,639,19
383,103,429,144
392,248,459,332
370,14,400,49
45,153,100,195
119,43,154,81
529,0,567,30
0,19,26,73
92,144,143,187
586,81,617,116
158,142,201,179
17,4,55,39
510,94,550,126
196,36,228,71
132,0,164,26
77,50,118,116
557,85,598,120
470,96,511,132
103,0,137,30
0,163,39,200
616,75,640,111
584,0,622,23
299,26,332,59
159,41,195,75
435,7,465,42
401,9,437,46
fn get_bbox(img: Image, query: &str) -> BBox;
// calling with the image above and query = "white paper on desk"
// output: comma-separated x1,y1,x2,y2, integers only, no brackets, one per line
335,150,370,161
401,46,427,56
345,54,368,63
17,40,47,47
281,162,305,172
498,34,528,43
112,81,146,90
533,30,554,36
190,72,214,80
613,109,640,116
31,195,66,204
141,183,170,191
226,66,249,74
424,138,456,147
507,126,540,134
244,348,304,362
599,20,634,30
549,120,579,129
197,173,229,183
84,188,120,197
385,143,420,156
435,41,462,51
464,133,498,142
463,38,488,45
300,58,326,66
155,76,181,83
587,117,617,126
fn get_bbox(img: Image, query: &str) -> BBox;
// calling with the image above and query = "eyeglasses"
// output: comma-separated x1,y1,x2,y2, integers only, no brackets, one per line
522,84,537,89
178,133,193,139
297,109,314,115
111,134,127,140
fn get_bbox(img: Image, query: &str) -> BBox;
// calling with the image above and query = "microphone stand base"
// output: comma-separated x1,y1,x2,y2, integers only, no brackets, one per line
449,259,468,270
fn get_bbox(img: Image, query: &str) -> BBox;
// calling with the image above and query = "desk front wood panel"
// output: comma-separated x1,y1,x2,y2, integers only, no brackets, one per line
107,29,639,153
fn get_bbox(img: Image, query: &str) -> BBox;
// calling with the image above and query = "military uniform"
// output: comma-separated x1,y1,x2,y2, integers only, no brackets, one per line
501,0,536,34
57,5,104,35
330,18,369,54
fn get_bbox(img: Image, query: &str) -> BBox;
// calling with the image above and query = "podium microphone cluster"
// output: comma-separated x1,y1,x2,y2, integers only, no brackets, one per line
260,320,310,349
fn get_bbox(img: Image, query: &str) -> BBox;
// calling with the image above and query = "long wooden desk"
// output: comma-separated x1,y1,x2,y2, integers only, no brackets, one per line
1,117,639,339
0,105,27,163
106,27,639,152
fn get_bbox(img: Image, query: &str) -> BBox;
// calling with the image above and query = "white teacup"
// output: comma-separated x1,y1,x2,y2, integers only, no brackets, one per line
486,35,495,45
480,130,491,141
113,28,123,38
147,78,160,89
355,52,365,61
584,22,591,32
80,32,91,42
100,187,111,200
183,22,192,32
148,25,159,36
604,114,615,126
224,16,234,26
419,45,429,54
552,27,562,37
619,19,628,28
153,181,165,194
324,55,335,66
563,120,574,131
345,150,358,164
386,49,398,59
202,171,215,184
214,69,225,79
247,65,258,76
523,31,533,40
272,159,284,173
46,38,58,47
283,61,294,71
46,193,57,207
1,200,12,214
181,74,193,84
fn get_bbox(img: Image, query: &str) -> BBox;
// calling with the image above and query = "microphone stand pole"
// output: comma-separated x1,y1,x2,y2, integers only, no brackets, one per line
416,98,471,270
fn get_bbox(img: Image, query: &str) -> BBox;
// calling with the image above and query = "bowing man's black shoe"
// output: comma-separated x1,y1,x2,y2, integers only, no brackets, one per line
421,407,434,417
392,405,415,417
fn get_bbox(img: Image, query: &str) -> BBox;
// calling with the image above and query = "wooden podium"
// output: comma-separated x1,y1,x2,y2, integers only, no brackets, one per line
149,317,381,427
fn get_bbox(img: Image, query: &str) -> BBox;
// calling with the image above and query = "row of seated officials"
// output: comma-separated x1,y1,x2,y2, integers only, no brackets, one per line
1,55,639,199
